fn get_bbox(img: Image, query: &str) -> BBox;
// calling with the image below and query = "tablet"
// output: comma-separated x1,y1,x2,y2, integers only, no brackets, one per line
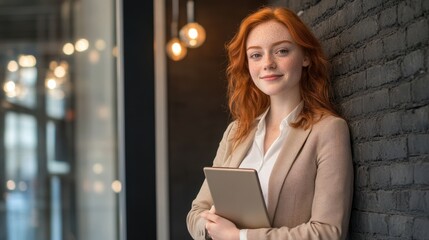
203,167,271,229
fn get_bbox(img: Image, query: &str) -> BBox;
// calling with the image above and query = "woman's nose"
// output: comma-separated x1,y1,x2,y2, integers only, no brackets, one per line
263,55,276,70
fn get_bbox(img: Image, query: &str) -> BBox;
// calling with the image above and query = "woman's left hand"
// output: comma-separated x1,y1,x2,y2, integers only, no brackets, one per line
202,206,240,240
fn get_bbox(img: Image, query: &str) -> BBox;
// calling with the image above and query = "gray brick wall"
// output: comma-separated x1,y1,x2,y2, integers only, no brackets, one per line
270,0,429,239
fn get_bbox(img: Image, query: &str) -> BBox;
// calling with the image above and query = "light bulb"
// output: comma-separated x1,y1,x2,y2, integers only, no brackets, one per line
63,42,74,55
179,22,206,48
166,37,187,61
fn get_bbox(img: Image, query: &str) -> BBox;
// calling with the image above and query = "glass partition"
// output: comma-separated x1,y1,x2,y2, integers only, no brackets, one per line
0,0,121,239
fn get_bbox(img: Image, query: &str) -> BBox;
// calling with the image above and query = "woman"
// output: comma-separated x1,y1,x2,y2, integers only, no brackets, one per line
187,6,353,240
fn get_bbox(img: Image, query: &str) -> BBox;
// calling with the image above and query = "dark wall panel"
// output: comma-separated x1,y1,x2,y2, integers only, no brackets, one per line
123,1,157,239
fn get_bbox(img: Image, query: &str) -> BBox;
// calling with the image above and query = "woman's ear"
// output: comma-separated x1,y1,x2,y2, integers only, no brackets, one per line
302,55,310,67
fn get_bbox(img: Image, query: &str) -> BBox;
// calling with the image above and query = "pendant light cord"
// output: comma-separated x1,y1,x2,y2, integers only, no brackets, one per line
171,0,179,37
186,0,194,23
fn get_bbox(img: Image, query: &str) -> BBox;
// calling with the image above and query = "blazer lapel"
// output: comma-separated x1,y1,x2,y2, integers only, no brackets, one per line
267,125,312,223
225,126,257,168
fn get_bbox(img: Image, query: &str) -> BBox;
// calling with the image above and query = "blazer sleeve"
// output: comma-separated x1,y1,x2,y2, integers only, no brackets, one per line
247,117,354,240
186,122,236,240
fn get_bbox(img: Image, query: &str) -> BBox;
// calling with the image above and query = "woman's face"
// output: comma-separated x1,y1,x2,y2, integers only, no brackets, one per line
246,20,309,99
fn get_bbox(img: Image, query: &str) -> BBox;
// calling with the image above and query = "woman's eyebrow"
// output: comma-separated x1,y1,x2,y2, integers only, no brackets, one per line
246,40,293,51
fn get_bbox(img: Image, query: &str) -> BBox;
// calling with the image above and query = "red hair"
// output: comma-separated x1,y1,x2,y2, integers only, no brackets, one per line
226,7,339,144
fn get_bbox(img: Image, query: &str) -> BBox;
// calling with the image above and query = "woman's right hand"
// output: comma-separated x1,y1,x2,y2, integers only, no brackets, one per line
201,206,240,240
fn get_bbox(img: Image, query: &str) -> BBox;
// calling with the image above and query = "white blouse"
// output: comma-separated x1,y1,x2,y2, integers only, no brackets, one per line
238,102,303,240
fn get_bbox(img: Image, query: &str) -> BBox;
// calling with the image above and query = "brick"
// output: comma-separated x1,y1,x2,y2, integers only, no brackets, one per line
361,117,378,138
413,218,429,240
391,138,409,159
390,163,414,185
346,16,379,46
411,76,429,102
366,65,384,87
366,61,400,88
312,1,353,40
350,117,378,140
363,39,383,63
414,162,429,184
398,0,424,24
379,111,402,136
334,49,364,73
335,71,366,98
336,0,346,9
354,191,378,211
379,6,397,28
349,122,358,140
344,0,363,26
329,9,348,34
353,143,365,162
367,191,381,212
388,215,413,237
368,212,389,235
410,190,429,213
406,19,429,47
401,105,429,132
394,190,410,211
317,0,336,16
408,133,429,155
401,49,424,77
331,53,351,76
369,165,391,188
301,6,320,28
384,60,401,84
383,30,406,57
323,36,341,57
340,96,363,118
360,138,408,161
354,48,365,70
356,166,369,187
351,211,369,233
363,0,383,13
390,82,411,107
352,142,362,162
313,21,330,40
362,89,389,113
377,190,395,211
384,138,408,160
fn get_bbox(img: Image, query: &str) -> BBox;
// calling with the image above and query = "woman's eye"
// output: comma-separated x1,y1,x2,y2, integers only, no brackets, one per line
249,53,262,59
276,49,289,55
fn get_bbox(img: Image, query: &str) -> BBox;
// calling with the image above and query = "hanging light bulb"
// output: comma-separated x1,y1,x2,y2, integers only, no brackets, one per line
166,37,187,61
166,0,187,61
180,0,206,48
180,22,206,48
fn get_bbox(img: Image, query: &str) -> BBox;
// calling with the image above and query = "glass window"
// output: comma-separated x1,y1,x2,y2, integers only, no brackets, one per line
4,64,37,108
0,0,121,240
5,112,38,240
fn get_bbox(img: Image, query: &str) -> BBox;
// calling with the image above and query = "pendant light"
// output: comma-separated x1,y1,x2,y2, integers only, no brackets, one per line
179,0,206,48
166,0,187,61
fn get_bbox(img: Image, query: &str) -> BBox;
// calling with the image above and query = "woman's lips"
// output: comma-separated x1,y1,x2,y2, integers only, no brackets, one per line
260,74,283,81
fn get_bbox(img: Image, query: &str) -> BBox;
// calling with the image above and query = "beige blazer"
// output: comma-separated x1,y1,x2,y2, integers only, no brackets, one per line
187,115,354,240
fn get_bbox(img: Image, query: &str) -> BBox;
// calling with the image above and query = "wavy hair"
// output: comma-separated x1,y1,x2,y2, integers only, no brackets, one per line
226,6,339,144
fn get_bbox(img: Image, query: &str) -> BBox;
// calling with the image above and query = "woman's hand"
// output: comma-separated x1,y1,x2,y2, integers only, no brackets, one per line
201,206,240,240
